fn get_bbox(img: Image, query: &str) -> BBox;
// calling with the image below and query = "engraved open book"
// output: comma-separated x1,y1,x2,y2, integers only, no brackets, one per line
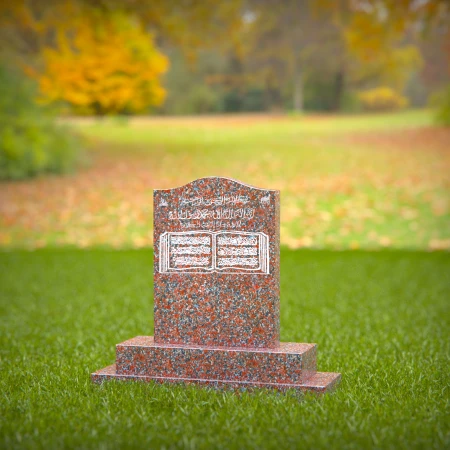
159,231,269,274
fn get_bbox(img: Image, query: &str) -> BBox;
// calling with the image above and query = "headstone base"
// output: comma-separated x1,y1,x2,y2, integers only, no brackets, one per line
91,336,340,394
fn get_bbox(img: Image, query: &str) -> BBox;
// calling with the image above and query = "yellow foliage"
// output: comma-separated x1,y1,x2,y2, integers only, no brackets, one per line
358,87,409,112
25,4,168,115
344,9,422,90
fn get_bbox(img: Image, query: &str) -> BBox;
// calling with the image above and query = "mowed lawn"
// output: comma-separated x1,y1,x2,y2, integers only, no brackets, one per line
0,111,449,448
0,110,449,250
0,248,448,449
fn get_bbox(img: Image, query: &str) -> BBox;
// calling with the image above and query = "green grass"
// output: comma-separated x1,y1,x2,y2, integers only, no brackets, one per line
3,109,445,250
1,248,449,449
73,110,433,147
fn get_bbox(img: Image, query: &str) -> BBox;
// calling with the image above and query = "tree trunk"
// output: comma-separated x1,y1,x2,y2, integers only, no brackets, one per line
331,70,345,111
265,74,283,111
293,60,303,112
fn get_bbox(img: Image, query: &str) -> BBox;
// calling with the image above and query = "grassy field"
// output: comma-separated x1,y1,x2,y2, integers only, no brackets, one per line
1,248,449,449
0,111,449,448
1,110,449,250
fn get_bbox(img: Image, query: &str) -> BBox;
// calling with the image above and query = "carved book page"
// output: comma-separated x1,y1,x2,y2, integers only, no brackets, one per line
159,231,269,274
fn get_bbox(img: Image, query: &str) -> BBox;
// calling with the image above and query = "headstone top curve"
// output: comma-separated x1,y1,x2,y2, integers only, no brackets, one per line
154,176,279,193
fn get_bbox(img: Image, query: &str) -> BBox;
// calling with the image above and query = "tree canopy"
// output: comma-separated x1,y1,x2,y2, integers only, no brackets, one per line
0,0,448,114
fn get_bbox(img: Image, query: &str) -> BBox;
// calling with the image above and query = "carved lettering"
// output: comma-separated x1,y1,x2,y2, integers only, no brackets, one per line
169,208,255,221
170,236,210,245
159,231,269,274
180,195,249,207
171,246,211,255
217,235,257,246
217,257,259,267
217,247,258,256
174,256,210,266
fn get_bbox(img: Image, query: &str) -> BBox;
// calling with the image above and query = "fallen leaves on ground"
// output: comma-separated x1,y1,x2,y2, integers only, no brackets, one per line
0,116,449,251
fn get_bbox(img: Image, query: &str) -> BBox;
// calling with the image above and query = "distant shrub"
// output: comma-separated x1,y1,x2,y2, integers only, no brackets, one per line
340,91,362,113
429,85,450,126
0,65,83,180
358,87,408,112
241,88,265,112
186,85,220,114
222,89,243,113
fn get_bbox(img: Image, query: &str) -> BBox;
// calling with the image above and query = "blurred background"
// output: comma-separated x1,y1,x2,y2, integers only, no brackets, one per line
0,0,449,250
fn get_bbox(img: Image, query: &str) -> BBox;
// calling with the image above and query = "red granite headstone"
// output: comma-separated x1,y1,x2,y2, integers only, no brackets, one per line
92,177,340,393
153,177,279,348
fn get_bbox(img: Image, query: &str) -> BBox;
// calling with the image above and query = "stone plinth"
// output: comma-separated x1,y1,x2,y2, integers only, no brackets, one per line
92,336,341,393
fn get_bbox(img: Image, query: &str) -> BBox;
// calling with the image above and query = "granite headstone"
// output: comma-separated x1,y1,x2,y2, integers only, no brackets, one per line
92,177,340,393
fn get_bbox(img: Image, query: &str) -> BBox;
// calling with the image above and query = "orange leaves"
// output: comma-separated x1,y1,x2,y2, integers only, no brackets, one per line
343,5,423,91
28,3,169,115
1,114,449,251
358,87,409,112
346,12,387,63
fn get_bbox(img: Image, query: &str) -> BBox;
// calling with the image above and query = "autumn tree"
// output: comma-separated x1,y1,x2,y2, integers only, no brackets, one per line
240,0,336,111
0,0,243,115
2,0,447,115
238,0,448,112
317,0,449,109
11,4,167,115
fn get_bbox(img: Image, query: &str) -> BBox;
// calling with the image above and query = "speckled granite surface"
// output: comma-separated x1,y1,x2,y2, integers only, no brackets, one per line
92,364,341,394
115,336,316,384
153,177,280,349
92,177,341,394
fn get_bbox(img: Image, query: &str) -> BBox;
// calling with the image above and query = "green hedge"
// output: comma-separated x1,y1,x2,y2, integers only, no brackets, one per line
0,65,82,180
430,85,450,126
